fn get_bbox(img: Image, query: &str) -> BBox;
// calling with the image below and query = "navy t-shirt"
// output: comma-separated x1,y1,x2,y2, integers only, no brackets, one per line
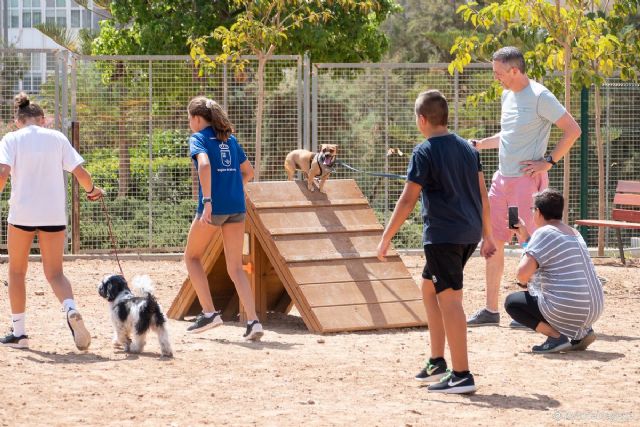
189,127,247,215
406,133,483,245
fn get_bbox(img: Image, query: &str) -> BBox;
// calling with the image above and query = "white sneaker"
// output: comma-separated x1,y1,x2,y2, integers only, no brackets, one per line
243,320,264,341
67,310,91,350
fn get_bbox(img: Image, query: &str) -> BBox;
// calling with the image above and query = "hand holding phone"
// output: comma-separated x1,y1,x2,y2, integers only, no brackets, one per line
508,206,519,229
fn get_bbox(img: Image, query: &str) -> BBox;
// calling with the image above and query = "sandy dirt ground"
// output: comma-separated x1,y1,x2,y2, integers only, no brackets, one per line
0,254,638,426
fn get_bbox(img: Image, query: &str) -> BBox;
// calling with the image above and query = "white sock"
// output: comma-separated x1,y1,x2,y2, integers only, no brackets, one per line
204,312,215,318
11,313,26,337
485,308,499,314
63,299,77,312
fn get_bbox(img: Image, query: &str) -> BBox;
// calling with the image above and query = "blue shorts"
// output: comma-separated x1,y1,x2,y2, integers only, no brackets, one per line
195,212,245,226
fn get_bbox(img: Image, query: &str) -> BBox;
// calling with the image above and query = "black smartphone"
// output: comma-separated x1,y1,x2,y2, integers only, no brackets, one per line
508,206,519,229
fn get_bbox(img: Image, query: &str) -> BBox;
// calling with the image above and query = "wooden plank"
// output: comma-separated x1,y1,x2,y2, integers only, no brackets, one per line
613,193,640,207
252,199,368,209
612,209,640,223
274,232,391,262
287,256,414,285
256,205,383,235
245,179,366,206
300,279,422,307
312,300,427,333
575,219,640,229
617,180,640,193
269,224,383,236
246,208,322,332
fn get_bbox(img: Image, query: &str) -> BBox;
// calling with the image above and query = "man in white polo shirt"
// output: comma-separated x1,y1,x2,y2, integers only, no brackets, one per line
467,46,582,327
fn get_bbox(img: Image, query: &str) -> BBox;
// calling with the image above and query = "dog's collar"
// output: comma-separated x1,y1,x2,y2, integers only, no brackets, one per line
313,153,335,177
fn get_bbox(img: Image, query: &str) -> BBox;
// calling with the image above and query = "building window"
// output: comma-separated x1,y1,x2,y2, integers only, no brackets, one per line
46,53,57,72
9,0,19,28
71,10,81,28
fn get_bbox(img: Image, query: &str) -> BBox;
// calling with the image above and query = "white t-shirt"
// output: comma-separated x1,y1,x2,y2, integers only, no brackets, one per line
499,80,567,177
0,125,84,226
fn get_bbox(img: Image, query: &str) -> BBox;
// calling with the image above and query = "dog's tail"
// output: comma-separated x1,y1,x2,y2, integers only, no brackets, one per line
131,275,167,331
131,274,155,297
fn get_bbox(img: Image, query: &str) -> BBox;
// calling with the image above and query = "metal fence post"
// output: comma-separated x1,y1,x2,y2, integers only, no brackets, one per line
297,55,303,150
303,54,311,151
71,121,80,253
60,50,69,135
384,68,390,225
579,86,589,239
454,69,459,133
148,59,154,249
54,50,60,129
311,63,318,152
223,63,228,111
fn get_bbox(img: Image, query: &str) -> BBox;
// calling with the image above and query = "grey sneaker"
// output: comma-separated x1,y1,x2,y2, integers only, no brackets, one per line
509,319,527,329
187,311,223,334
467,308,500,327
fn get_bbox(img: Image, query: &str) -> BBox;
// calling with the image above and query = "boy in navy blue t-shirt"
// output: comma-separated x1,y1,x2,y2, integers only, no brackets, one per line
377,89,496,394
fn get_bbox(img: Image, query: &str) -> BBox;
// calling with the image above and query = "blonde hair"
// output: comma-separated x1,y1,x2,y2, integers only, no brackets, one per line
14,92,44,122
187,96,233,142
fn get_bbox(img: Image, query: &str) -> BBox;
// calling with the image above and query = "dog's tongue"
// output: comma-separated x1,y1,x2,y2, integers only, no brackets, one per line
323,157,333,166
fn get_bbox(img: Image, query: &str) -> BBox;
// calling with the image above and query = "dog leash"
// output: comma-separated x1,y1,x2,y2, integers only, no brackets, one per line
335,160,407,180
99,197,125,278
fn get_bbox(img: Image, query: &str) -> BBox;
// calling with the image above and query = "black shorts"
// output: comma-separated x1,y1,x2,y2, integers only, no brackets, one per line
422,243,477,294
10,224,66,233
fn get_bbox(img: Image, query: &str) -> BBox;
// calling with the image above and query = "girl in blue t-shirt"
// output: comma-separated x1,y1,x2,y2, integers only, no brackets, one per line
183,96,263,341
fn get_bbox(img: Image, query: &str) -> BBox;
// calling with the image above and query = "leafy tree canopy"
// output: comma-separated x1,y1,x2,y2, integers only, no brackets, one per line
90,0,399,62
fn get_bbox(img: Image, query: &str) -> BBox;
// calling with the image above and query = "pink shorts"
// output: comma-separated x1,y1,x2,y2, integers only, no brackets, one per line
488,170,549,243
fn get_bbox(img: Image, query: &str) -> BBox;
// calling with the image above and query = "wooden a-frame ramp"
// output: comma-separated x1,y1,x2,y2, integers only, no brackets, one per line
167,179,427,333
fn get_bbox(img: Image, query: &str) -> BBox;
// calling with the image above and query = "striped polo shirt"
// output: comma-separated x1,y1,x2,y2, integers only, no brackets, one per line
525,225,604,340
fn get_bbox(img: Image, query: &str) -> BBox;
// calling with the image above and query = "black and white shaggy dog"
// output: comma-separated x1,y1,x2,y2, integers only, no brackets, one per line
98,274,173,357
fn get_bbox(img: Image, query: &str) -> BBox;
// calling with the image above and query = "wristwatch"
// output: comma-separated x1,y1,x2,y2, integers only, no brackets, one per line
543,154,556,166
202,197,212,204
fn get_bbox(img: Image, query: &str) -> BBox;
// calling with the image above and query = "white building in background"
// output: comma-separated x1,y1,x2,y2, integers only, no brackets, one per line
1,0,103,92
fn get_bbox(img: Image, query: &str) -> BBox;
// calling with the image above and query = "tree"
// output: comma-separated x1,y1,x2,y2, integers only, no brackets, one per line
381,0,469,62
449,0,640,229
89,0,398,60
189,0,397,180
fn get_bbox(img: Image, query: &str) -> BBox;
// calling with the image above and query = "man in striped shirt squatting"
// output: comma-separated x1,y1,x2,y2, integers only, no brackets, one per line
505,189,603,353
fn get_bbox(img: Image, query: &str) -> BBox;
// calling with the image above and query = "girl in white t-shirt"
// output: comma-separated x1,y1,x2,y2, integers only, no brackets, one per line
0,93,104,351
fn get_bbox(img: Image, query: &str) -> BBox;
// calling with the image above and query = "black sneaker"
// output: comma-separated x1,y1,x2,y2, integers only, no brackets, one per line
187,311,223,334
427,371,477,394
532,335,571,353
415,359,448,382
570,329,596,351
243,320,264,341
0,332,29,349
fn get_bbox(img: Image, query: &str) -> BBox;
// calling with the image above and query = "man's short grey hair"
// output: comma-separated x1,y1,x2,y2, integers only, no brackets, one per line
492,46,525,74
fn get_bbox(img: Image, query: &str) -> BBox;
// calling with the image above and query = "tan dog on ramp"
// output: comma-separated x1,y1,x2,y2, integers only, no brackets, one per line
284,144,338,193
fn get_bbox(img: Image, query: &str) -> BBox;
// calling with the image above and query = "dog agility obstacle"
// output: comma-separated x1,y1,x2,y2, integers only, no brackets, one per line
168,179,426,333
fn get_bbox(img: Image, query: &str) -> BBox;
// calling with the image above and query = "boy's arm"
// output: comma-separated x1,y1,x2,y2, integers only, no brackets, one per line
377,181,422,261
478,171,496,258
